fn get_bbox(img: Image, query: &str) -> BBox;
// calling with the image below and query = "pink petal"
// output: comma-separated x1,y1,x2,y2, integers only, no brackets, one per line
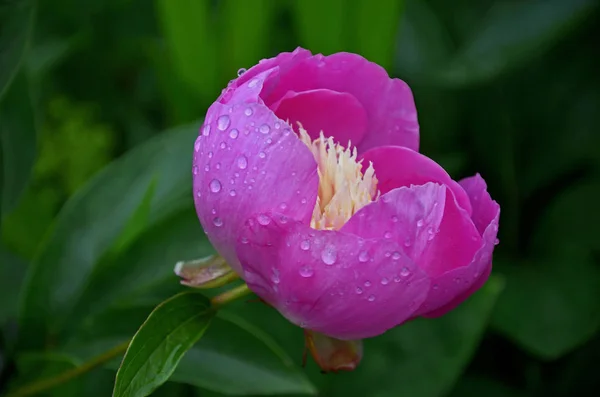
258,51,419,152
417,174,500,317
271,89,368,146
360,146,473,216
193,101,319,274
236,213,430,340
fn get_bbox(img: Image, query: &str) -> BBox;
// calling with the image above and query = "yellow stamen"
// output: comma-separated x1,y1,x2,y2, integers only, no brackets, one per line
298,125,379,230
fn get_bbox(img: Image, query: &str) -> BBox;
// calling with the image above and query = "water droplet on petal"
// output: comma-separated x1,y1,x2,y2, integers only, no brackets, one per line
494,238,500,245
299,265,314,278
392,251,401,260
384,231,392,239
220,141,227,149
204,165,210,172
229,190,236,197
202,124,211,136
217,115,230,131
381,277,389,285
358,251,369,263
355,287,363,295
274,122,281,129
391,215,399,223
208,151,213,158
321,245,337,265
433,283,439,290
404,237,412,247
300,240,310,250
240,236,248,244
237,68,247,76
213,217,223,227
244,107,253,116
194,138,201,152
279,203,288,210
368,295,375,302
259,124,270,134
192,165,198,175
400,266,410,277
417,219,424,227
364,280,372,287
393,275,401,283
258,151,266,159
257,214,271,225
229,129,239,139
209,179,222,193
236,155,248,169
215,163,221,170
271,268,280,284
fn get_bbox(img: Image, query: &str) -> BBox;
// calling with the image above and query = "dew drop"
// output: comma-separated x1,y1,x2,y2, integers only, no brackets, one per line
381,277,389,285
417,219,424,227
237,68,247,76
215,162,221,170
208,151,213,158
358,251,369,263
392,251,401,260
271,268,280,284
391,215,399,223
213,217,223,227
279,203,288,210
300,240,310,250
229,128,239,139
355,287,363,295
202,124,211,136
259,124,271,135
209,179,222,193
217,115,230,131
220,142,227,149
258,151,266,159
257,214,271,225
368,295,376,302
400,266,410,277
384,231,392,239
240,236,249,244
433,283,439,290
236,155,248,169
244,107,253,116
393,275,401,283
494,238,500,245
321,245,337,265
274,122,281,129
404,237,412,247
229,190,236,197
192,165,198,175
364,281,372,287
194,138,201,152
299,265,314,278
385,251,391,258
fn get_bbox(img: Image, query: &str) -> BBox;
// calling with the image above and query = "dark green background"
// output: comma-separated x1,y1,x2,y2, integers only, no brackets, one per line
1,0,599,396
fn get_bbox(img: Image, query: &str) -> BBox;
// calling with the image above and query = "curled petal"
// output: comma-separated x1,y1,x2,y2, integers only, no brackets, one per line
360,146,472,216
271,89,368,146
304,330,363,373
193,101,319,274
236,214,430,340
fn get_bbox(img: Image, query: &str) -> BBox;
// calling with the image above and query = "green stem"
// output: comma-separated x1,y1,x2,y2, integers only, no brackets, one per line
210,283,252,308
6,341,130,397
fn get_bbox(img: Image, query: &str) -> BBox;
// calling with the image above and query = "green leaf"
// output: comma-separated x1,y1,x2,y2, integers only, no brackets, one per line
448,375,527,397
155,0,219,102
492,255,600,360
325,276,504,397
172,311,317,395
218,0,275,75
435,0,597,87
113,291,214,397
352,0,403,71
18,122,199,350
292,0,347,55
531,179,600,255
0,243,26,327
0,70,37,221
0,0,35,100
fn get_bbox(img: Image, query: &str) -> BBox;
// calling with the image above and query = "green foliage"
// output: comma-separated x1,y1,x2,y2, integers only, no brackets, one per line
0,0,599,396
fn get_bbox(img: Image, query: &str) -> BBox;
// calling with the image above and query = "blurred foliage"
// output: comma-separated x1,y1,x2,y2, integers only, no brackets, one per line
1,0,599,396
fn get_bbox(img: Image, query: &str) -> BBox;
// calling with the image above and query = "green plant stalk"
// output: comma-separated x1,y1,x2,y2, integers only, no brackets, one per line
7,284,252,396
6,341,130,397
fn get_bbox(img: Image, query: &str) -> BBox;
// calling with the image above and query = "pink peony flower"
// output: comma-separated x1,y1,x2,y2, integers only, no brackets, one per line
193,47,500,341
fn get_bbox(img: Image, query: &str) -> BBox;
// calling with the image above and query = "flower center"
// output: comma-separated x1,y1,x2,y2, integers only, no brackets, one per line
298,126,379,230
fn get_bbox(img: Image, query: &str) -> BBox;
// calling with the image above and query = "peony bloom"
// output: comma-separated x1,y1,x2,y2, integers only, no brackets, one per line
192,48,499,342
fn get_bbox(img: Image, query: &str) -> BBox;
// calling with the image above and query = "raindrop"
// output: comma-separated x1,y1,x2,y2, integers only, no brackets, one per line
494,238,500,245
215,163,221,170
274,122,281,129
301,198,307,204
355,287,363,295
213,217,223,227
393,275,401,283
300,240,310,250
385,251,391,258
364,281,372,287
236,155,248,169
209,179,222,193
321,245,337,265
192,165,198,175
299,265,314,278
257,214,271,225
271,268,280,284
259,124,271,134
217,115,230,131
391,215,399,223
368,295,376,302
229,190,236,197
417,219,424,227
258,151,266,159
229,129,239,139
404,237,412,247
381,277,389,285
220,142,227,149
358,251,369,263
237,68,247,76
400,266,410,277
279,203,288,210
208,151,214,158
194,138,201,152
384,231,392,239
392,251,401,260
204,165,210,172
244,107,253,116
240,237,249,244
202,124,211,136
